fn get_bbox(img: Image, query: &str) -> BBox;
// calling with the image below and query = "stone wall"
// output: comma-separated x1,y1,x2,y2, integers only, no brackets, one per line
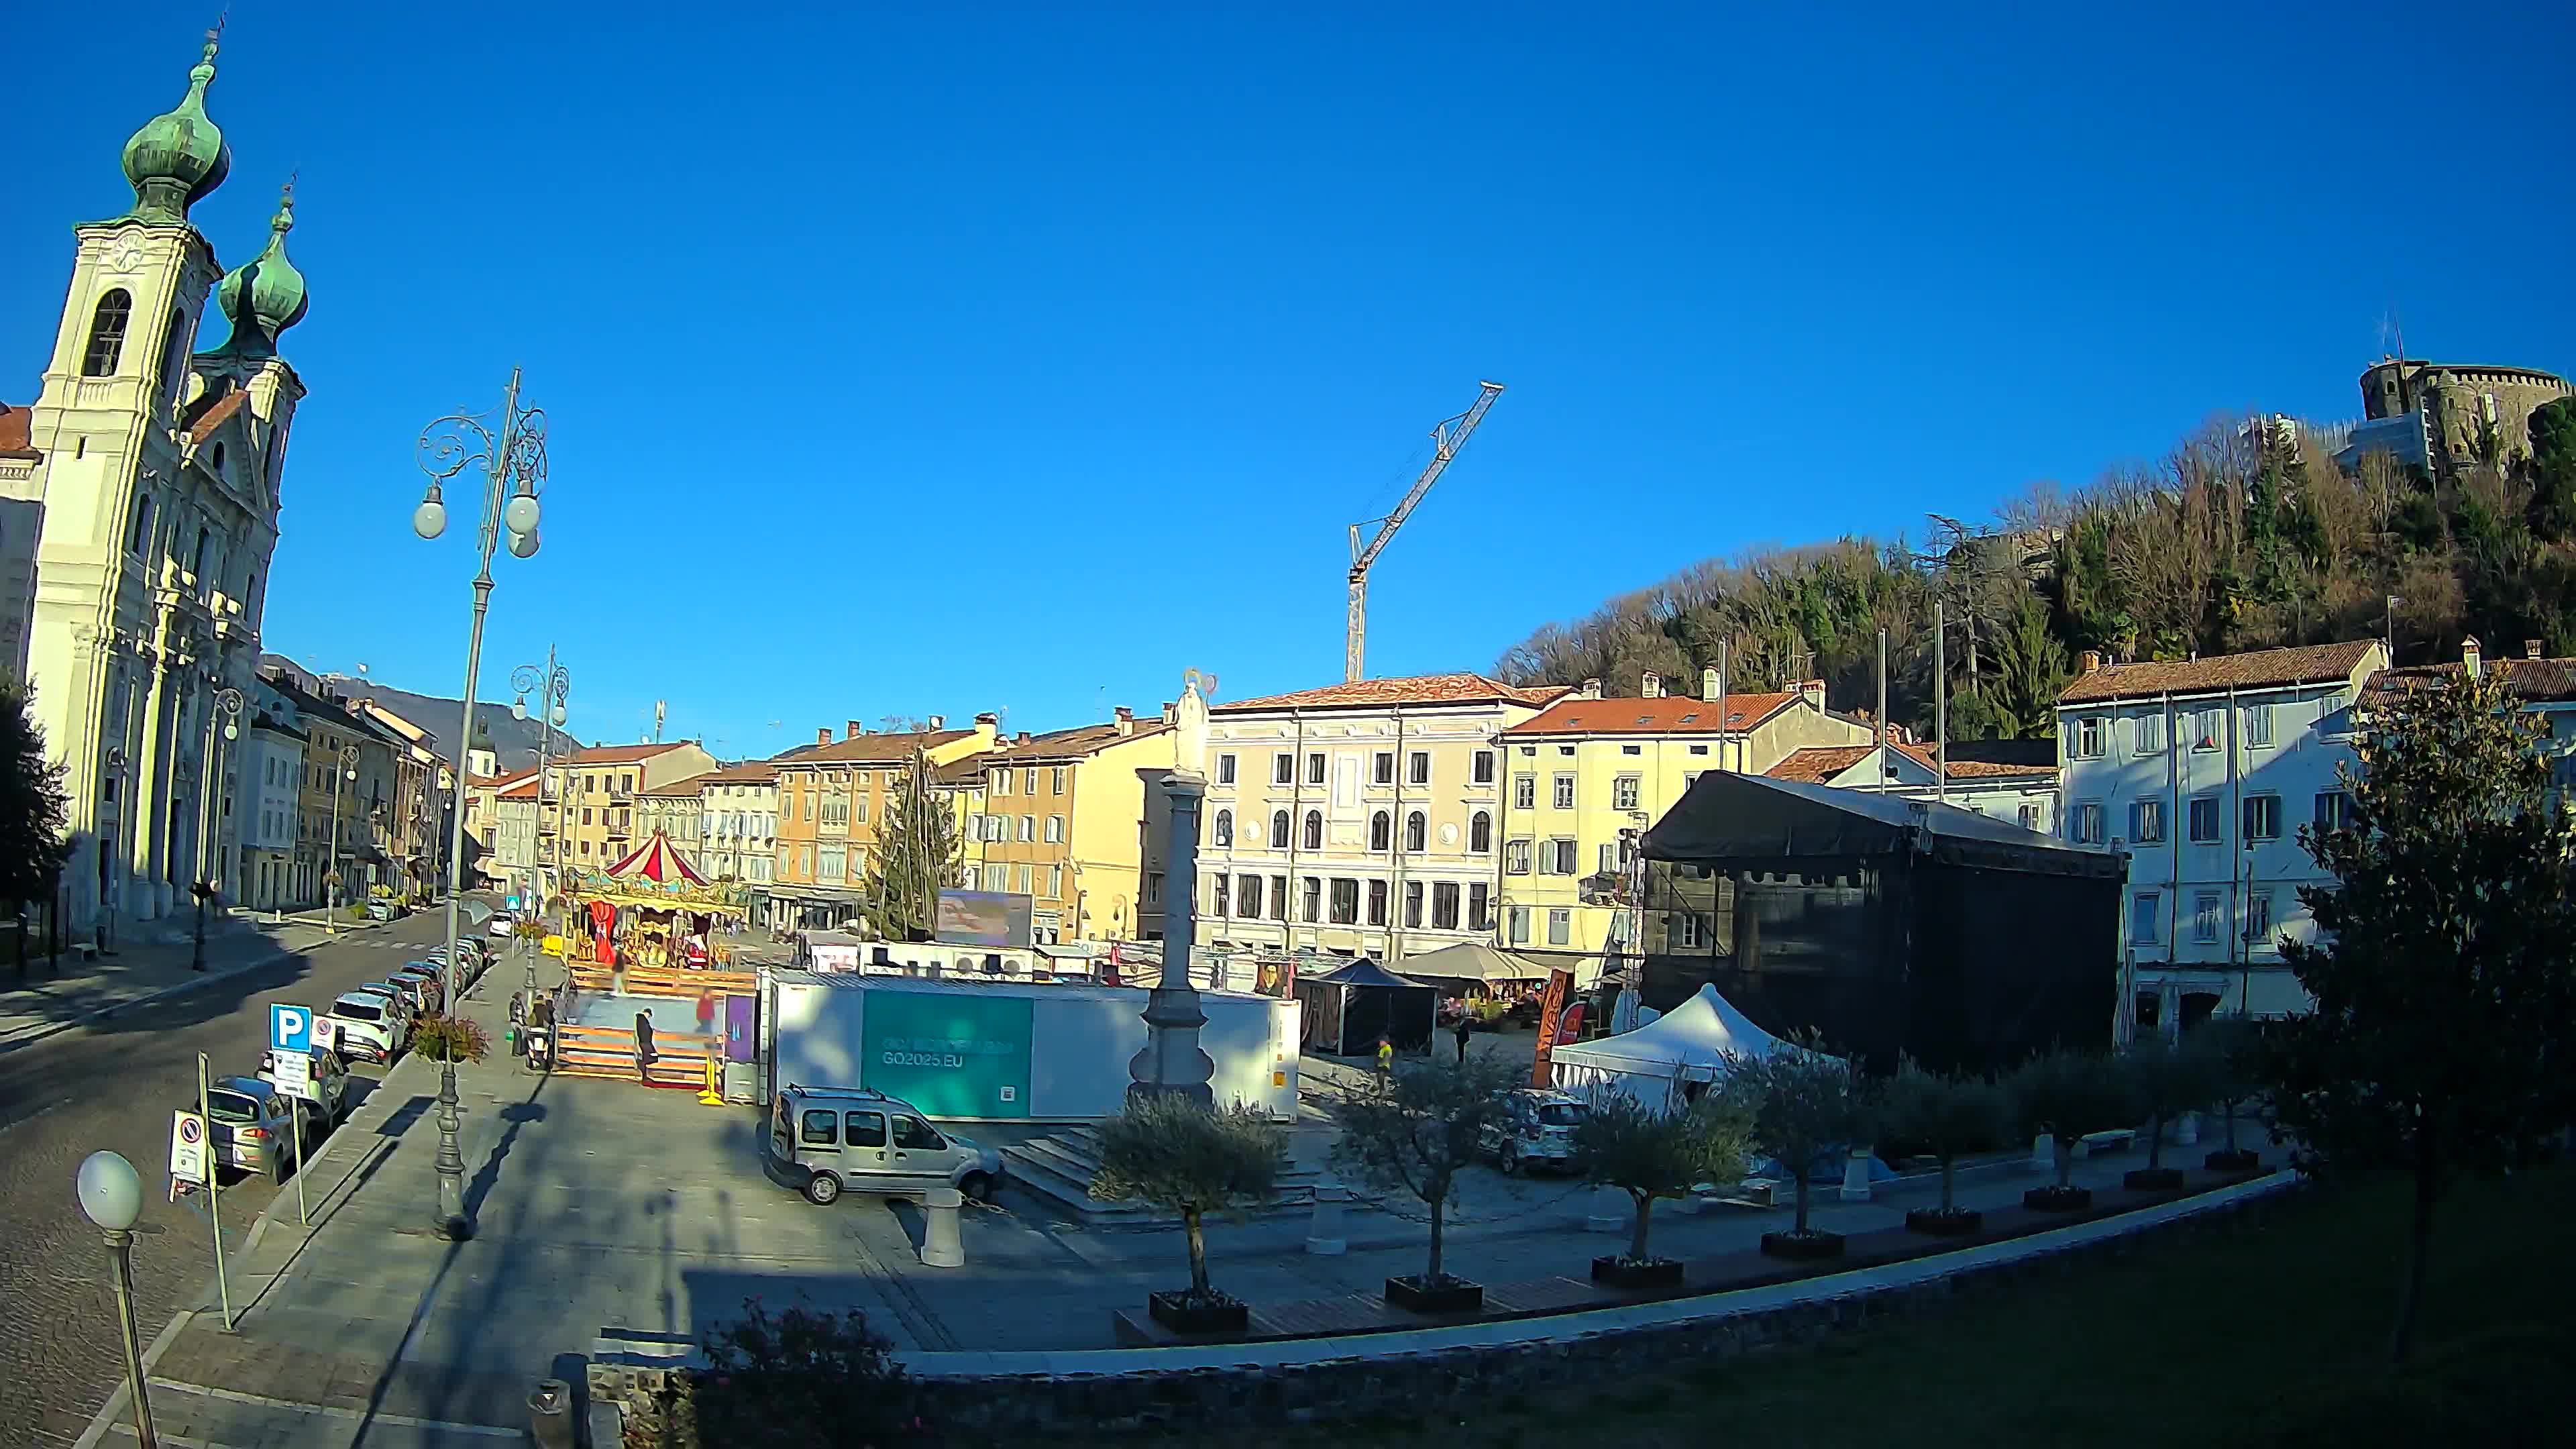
591,1177,2297,1442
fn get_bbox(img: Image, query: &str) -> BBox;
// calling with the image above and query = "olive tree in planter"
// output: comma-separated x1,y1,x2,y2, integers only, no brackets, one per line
1330,1052,1524,1313
2009,1048,2139,1212
2193,1018,2264,1172
1088,1095,1283,1336
1876,1060,2006,1235
2121,1034,2218,1190
1722,1035,1871,1260
1574,1087,1756,1288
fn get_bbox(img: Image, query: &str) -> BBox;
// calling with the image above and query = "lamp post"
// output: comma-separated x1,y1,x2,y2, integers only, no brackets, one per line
511,650,570,925
325,743,358,933
414,370,547,1242
191,688,242,970
76,1150,156,1449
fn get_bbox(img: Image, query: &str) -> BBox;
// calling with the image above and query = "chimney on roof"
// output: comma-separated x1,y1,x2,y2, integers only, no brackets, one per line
846,720,863,741
1114,705,1135,736
1579,678,1603,700
1701,666,1719,700
1799,679,1825,710
1016,731,1031,745
1159,701,1175,727
1641,671,1662,698
2463,636,2483,679
2526,639,2543,661
816,728,832,747
974,711,998,725
2080,650,2102,674
927,714,945,730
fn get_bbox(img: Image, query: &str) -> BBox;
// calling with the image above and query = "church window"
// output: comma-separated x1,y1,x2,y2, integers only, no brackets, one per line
159,307,190,401
127,494,155,556
193,527,211,581
83,290,133,376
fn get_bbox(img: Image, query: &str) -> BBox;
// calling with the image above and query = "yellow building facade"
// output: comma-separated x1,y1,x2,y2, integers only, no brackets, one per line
1496,669,1867,983
965,708,1174,944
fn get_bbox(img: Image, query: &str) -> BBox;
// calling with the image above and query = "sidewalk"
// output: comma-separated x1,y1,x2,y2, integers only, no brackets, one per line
0,914,352,1055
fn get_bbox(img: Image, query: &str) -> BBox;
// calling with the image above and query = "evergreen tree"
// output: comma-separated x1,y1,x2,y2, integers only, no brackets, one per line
857,747,959,942
2266,665,2576,1365
2526,395,2576,542
0,680,71,973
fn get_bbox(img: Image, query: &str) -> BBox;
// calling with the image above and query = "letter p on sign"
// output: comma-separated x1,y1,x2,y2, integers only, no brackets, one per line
270,1003,313,1055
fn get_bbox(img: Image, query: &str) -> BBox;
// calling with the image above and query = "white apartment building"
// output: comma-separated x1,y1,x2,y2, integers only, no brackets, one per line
1188,673,1567,963
487,774,541,900
696,759,780,885
2055,639,2387,1035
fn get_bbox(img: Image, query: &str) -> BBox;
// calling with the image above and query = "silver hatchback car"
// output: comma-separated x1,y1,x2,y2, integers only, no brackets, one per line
205,1076,321,1182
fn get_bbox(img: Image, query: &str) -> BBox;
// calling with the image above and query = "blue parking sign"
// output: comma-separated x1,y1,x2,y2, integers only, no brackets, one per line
270,1002,313,1055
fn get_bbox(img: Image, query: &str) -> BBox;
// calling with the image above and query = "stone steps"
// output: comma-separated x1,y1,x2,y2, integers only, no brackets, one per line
1001,1126,1325,1223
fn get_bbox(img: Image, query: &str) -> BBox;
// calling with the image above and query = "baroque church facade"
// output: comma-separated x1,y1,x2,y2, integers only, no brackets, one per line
0,33,309,939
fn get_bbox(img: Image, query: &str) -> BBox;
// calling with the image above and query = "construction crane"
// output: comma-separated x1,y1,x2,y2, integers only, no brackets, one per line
1344,380,1505,682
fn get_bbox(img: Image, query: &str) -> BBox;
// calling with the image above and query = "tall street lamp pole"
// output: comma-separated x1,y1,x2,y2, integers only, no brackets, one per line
511,651,570,922
325,743,357,932
191,688,242,971
76,1151,156,1449
414,370,547,1242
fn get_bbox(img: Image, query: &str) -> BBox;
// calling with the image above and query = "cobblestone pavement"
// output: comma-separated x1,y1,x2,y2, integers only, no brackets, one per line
0,910,470,1448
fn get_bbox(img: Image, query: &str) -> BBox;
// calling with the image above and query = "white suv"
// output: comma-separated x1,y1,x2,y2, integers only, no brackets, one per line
325,991,410,1065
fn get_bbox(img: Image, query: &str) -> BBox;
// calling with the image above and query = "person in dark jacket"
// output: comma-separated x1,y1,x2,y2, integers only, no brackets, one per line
1454,1011,1474,1063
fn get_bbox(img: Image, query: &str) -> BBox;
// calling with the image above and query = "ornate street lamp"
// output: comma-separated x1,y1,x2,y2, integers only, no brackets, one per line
414,369,547,1242
190,687,242,971
76,1150,156,1448
511,651,571,919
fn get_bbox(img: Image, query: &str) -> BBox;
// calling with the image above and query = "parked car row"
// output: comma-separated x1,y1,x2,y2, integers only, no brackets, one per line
321,936,493,1066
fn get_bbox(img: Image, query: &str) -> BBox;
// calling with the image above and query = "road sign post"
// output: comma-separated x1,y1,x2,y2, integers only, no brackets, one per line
268,1049,315,1226
197,1053,233,1329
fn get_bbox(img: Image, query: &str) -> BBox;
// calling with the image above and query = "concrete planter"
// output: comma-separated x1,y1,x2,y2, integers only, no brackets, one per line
2204,1148,2262,1173
1384,1275,1483,1315
1759,1229,1845,1261
2123,1167,2185,1191
1146,1291,1248,1336
1591,1256,1684,1290
1904,1206,1984,1236
2023,1185,2093,1212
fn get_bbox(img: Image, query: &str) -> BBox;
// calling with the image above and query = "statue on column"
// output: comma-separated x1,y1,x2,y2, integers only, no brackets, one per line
1129,675,1216,1106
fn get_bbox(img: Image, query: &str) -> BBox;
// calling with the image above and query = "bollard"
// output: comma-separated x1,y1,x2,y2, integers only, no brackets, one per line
2029,1132,2056,1173
1304,1177,1347,1255
1839,1145,1874,1203
2175,1111,2200,1146
698,1056,724,1108
527,1377,574,1449
921,1187,965,1268
1585,1185,1625,1234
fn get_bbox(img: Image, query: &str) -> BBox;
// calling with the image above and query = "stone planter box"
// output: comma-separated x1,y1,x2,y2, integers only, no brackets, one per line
2123,1167,2185,1191
1759,1229,1845,1261
1591,1256,1684,1290
1146,1290,1248,1336
1904,1206,1984,1236
2023,1185,2093,1212
1384,1275,1483,1315
2204,1148,2262,1173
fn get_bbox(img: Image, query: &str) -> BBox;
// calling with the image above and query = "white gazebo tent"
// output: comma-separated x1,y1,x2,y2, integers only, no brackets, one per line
1547,983,1812,1111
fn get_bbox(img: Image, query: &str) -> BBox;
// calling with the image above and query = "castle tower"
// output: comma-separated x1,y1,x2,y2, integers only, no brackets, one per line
12,31,308,936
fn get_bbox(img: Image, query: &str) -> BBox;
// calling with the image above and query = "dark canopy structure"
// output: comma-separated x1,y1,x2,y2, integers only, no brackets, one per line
1639,772,2120,1075
1295,958,1440,1057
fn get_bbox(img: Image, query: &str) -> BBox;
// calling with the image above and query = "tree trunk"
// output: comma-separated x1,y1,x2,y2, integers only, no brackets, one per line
1629,1191,1654,1262
2222,1095,2240,1153
1939,1153,1957,1214
2055,1139,2074,1189
1793,1171,1813,1234
2148,1110,2166,1169
1426,1192,1447,1283
2390,1124,2438,1366
1184,1205,1211,1299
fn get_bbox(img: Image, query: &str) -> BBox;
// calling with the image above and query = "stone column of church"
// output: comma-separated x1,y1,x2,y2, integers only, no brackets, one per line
127,592,180,920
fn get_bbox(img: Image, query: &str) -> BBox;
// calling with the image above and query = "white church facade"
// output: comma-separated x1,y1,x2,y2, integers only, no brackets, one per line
0,32,311,940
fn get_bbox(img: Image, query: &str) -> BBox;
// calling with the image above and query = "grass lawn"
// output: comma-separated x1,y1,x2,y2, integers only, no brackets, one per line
1075,1165,2574,1448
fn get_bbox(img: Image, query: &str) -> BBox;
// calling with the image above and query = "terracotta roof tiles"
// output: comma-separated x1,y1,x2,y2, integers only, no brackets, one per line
983,720,1170,762
564,741,700,765
0,402,39,460
2369,654,2576,703
184,388,250,443
2056,640,2382,705
1767,741,2057,786
1502,691,1803,737
771,729,975,769
1213,673,1568,714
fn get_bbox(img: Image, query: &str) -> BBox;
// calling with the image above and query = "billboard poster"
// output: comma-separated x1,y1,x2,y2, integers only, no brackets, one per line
1529,968,1574,1089
934,890,1034,949
860,991,1034,1119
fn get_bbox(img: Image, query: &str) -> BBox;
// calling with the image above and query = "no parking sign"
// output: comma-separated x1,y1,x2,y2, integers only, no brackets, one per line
170,1110,207,1186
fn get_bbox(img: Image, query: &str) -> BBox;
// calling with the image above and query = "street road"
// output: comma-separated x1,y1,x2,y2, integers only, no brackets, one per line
0,910,484,1448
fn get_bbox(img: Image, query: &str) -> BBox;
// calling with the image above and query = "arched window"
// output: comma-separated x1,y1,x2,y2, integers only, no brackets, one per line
1269,810,1290,849
1302,810,1323,851
126,493,155,556
193,526,211,580
1470,810,1493,853
1369,810,1391,852
208,443,225,476
83,289,133,376
1212,808,1232,848
1405,810,1428,853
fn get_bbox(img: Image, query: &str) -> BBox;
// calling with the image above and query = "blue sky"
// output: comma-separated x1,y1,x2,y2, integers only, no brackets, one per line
7,3,2571,758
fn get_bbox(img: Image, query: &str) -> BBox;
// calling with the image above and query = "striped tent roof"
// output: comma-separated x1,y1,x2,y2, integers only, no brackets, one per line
605,830,709,887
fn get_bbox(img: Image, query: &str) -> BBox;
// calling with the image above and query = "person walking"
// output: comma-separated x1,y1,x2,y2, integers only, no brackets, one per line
694,988,717,1040
1453,1010,1473,1064
1375,1034,1394,1075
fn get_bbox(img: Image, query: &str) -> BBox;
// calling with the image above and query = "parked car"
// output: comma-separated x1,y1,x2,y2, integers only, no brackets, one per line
364,900,400,922
357,979,425,1022
204,1076,322,1182
764,1084,1004,1206
325,991,409,1063
1482,1088,1588,1175
258,1049,353,1124
390,964,445,1012
487,912,519,939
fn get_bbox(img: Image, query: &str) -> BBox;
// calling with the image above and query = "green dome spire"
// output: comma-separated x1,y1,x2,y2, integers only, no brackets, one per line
207,182,309,359
119,32,232,224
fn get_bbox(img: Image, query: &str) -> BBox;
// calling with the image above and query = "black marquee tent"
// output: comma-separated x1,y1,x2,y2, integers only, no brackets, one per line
1295,958,1440,1057
1639,771,2121,1075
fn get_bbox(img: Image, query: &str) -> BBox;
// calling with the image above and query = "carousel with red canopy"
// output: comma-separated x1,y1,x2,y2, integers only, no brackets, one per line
563,830,749,970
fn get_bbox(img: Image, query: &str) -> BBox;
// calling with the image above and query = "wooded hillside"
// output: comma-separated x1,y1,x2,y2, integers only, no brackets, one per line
1493,399,2576,741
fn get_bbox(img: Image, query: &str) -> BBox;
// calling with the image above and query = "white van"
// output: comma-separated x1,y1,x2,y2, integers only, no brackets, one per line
764,1084,1003,1206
